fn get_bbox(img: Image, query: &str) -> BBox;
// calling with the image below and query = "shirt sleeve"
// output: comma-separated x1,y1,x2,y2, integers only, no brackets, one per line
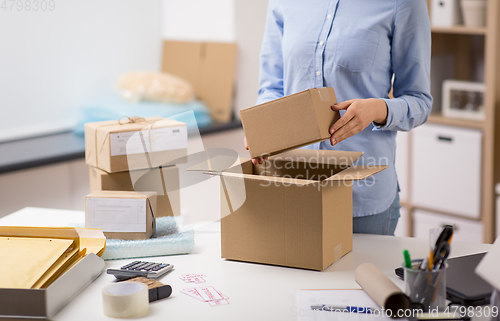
256,0,284,105
374,0,433,132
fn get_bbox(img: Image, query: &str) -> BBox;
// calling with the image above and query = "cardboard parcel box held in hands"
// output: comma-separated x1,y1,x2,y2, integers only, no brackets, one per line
240,87,340,158
189,150,387,271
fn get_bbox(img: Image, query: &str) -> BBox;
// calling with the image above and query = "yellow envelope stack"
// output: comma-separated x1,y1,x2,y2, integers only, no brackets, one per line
0,226,106,289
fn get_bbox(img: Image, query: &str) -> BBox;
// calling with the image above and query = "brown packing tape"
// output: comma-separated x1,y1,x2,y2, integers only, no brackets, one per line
317,87,330,102
355,263,410,312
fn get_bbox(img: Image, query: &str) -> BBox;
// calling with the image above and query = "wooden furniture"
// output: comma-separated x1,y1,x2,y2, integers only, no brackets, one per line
400,1,500,243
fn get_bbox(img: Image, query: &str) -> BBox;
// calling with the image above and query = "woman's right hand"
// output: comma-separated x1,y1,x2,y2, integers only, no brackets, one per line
244,136,268,165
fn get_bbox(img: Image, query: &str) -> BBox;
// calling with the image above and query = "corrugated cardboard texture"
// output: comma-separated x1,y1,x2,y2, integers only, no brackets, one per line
162,40,237,122
321,184,353,269
240,87,340,158
85,191,156,240
221,178,338,271
85,117,187,173
219,149,367,271
89,166,180,217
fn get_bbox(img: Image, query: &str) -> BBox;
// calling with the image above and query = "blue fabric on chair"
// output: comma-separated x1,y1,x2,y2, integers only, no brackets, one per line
73,96,212,134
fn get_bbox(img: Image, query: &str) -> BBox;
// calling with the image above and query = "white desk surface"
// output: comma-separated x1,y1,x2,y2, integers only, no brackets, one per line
0,207,493,321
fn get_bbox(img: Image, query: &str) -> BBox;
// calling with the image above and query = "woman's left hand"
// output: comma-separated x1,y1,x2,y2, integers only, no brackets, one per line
329,98,388,146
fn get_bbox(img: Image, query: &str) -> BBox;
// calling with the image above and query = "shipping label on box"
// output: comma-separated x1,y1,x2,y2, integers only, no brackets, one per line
189,149,387,271
85,117,188,173
89,165,180,217
85,191,156,240
240,87,340,158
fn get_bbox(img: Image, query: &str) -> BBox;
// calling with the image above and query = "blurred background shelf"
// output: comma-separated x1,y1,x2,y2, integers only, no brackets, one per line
431,25,488,35
427,114,484,129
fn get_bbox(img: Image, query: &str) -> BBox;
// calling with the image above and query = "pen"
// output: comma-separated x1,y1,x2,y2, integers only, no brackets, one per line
311,305,375,313
403,249,412,269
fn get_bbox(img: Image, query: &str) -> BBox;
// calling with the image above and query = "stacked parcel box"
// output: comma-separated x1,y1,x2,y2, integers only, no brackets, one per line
84,116,187,240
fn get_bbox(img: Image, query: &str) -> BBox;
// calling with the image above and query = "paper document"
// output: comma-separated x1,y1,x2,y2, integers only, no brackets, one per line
296,289,391,321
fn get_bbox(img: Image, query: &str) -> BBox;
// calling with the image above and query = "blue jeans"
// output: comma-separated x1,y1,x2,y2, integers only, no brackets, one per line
352,191,401,236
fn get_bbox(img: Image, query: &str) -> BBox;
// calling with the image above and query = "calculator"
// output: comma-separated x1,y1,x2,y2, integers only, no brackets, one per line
107,261,174,280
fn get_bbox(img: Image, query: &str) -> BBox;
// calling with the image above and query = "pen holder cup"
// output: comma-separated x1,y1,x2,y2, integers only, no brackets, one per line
404,265,447,312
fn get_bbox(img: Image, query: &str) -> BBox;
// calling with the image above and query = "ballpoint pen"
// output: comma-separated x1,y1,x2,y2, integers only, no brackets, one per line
311,305,375,313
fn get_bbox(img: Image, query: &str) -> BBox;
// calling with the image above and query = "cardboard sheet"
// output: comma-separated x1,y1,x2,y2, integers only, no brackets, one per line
162,40,237,122
0,237,74,289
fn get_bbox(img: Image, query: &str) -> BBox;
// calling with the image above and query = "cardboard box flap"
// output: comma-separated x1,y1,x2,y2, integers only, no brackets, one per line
218,171,317,185
325,165,388,181
186,155,242,173
269,149,363,167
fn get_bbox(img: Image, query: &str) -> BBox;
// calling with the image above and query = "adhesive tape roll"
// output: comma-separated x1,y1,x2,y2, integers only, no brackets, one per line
102,282,149,318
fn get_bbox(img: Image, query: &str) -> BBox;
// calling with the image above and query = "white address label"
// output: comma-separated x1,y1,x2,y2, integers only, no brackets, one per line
86,198,147,232
110,126,187,157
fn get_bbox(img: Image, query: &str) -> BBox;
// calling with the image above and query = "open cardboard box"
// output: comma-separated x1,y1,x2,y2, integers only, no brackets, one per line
190,149,387,271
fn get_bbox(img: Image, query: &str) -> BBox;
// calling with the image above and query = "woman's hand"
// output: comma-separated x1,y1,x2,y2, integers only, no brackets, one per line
329,98,388,146
244,136,268,165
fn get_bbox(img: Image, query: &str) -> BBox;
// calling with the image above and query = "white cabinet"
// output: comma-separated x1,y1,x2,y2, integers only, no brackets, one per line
411,124,482,218
395,131,410,203
430,0,462,26
0,159,89,219
413,209,483,243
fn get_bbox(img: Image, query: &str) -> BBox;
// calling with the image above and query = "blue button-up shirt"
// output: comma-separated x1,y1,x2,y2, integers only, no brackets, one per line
257,0,432,216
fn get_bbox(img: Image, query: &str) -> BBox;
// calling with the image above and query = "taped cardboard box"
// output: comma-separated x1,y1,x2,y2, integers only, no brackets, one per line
189,149,387,271
85,117,187,173
85,191,157,240
240,87,340,158
89,165,180,217
162,40,237,122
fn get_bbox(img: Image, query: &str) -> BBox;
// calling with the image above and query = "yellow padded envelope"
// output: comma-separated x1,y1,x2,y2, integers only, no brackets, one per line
0,237,74,289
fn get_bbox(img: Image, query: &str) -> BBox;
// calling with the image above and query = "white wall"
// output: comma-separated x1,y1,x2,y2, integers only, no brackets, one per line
0,0,162,142
161,0,235,42
234,0,268,113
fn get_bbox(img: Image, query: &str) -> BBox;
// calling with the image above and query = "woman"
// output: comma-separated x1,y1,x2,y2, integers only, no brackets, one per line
247,0,432,235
